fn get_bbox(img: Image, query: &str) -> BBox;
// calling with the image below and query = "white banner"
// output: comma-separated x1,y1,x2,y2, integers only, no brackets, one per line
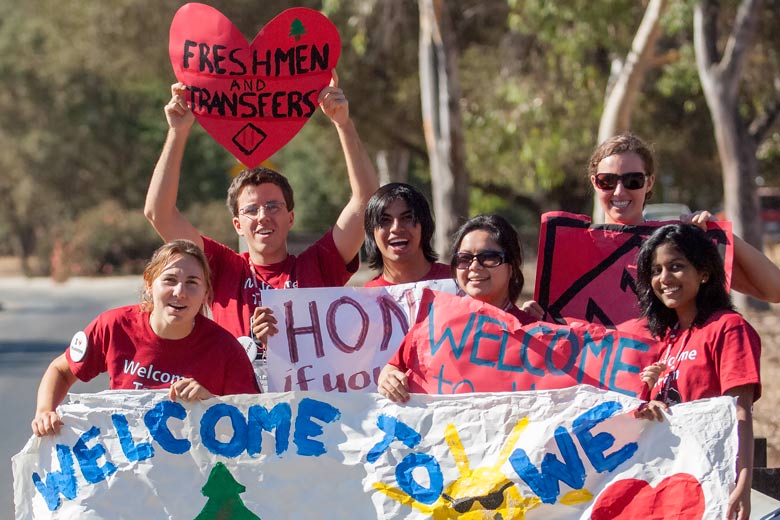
13,386,736,519
263,279,459,392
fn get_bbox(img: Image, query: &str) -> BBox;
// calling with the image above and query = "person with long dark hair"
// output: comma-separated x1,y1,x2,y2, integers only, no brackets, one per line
634,223,760,520
363,183,450,286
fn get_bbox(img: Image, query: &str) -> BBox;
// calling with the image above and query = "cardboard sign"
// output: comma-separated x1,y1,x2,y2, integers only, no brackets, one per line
13,387,736,519
169,3,341,166
534,212,733,327
399,289,658,397
263,279,461,393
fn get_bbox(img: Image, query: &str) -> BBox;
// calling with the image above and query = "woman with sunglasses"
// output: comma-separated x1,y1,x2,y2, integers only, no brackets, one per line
377,215,537,402
590,133,780,303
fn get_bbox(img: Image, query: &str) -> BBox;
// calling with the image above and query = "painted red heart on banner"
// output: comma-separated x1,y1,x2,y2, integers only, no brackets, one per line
591,474,705,519
169,3,341,167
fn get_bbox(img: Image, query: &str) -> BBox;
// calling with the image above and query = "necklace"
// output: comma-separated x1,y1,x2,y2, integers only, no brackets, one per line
659,324,691,404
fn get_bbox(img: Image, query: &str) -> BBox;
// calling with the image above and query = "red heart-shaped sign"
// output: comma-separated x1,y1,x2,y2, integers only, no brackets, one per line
169,3,341,167
591,474,705,519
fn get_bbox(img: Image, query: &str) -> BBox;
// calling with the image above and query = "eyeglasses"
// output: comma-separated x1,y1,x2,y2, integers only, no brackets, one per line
453,250,506,269
442,482,513,513
594,172,648,191
238,201,286,219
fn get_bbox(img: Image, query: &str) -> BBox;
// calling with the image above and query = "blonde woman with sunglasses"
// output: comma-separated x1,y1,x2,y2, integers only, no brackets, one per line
589,133,780,304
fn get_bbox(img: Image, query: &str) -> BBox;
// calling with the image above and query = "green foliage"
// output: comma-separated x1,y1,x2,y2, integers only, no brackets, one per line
186,201,238,248
268,115,350,233
1,0,778,276
50,200,162,278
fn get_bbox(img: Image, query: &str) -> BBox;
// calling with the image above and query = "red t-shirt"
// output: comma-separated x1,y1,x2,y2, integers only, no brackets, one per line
203,230,359,338
363,262,452,287
66,306,260,395
650,310,761,404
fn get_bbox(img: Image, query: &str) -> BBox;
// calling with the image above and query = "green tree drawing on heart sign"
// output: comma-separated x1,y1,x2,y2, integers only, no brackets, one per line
290,18,306,41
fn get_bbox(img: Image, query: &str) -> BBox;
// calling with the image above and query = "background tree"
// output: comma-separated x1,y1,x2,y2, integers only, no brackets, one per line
419,0,469,256
592,0,671,223
1,0,778,279
694,0,780,308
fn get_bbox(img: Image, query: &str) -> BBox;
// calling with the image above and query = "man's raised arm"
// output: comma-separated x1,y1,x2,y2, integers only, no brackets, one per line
144,82,204,249
320,70,379,263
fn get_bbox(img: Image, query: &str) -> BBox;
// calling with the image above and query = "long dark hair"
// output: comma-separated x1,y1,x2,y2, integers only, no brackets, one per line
364,183,438,270
449,214,525,304
636,223,733,337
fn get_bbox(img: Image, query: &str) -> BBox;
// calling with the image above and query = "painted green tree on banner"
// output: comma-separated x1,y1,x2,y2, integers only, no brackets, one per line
289,19,306,41
195,462,261,520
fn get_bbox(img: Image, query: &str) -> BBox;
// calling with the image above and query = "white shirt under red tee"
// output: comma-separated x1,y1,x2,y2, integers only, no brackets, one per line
66,305,259,395
363,262,452,287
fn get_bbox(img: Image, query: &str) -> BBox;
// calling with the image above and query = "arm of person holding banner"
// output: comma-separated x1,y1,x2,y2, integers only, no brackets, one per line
634,361,667,419
251,305,278,351
726,384,755,520
144,82,204,248
685,210,780,303
320,70,379,264
31,353,77,437
519,299,545,321
168,378,214,402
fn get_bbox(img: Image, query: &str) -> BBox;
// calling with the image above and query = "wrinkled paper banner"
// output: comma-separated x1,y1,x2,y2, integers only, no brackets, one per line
14,386,736,519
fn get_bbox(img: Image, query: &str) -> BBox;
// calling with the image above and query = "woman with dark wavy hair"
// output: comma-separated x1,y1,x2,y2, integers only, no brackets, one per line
363,183,450,286
634,223,760,520
377,214,538,403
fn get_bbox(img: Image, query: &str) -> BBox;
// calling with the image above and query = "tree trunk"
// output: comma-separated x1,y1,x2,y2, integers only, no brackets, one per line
694,0,765,310
376,149,411,186
418,0,469,257
593,0,668,223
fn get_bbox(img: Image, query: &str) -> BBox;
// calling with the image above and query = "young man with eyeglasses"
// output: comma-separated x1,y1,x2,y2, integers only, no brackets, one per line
145,71,378,345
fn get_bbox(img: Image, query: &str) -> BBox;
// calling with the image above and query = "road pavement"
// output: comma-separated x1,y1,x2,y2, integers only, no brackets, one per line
0,276,139,517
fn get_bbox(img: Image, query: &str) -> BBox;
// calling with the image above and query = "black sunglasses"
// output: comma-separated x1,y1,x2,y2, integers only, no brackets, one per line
594,172,647,190
453,251,506,269
442,481,514,513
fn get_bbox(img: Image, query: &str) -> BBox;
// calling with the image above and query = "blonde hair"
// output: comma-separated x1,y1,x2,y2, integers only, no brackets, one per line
140,240,212,315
